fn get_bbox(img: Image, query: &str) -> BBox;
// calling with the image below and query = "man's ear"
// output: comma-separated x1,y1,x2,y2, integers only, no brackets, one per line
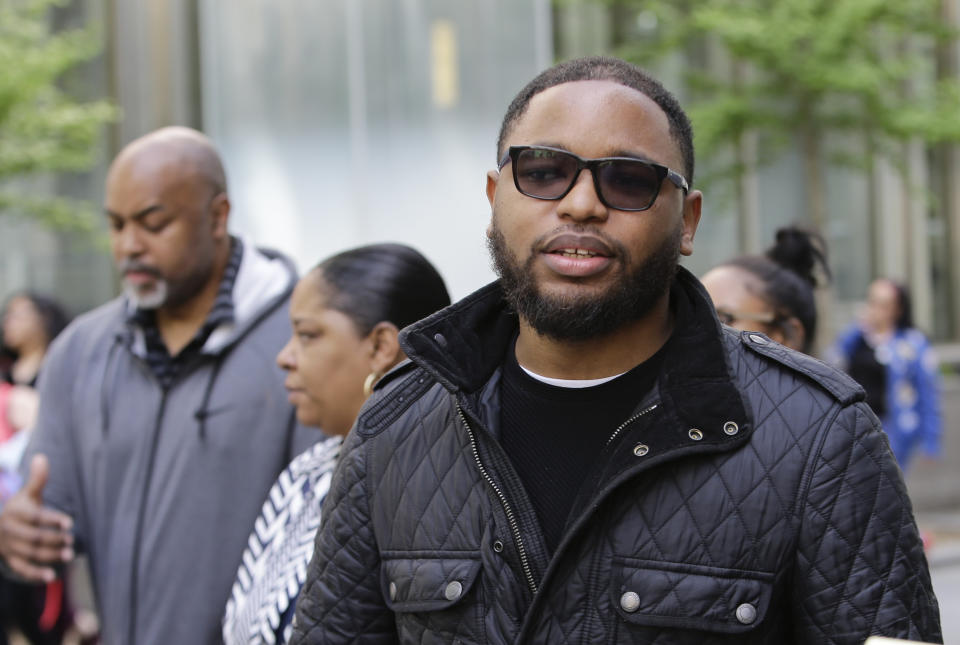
367,321,403,376
485,170,500,239
486,169,499,209
679,189,702,257
210,192,230,238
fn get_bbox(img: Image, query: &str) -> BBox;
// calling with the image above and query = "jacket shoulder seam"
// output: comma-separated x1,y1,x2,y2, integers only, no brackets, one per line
737,332,864,405
357,366,435,437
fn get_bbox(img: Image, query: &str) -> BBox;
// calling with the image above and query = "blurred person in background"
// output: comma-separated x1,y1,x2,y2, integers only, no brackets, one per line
700,226,829,354
1,292,69,387
832,278,942,471
0,292,72,645
0,126,316,645
223,242,450,645
1,292,69,460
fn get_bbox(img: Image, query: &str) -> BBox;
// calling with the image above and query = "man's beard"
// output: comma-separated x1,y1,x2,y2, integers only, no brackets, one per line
487,222,681,342
118,258,169,310
118,257,211,311
122,278,169,310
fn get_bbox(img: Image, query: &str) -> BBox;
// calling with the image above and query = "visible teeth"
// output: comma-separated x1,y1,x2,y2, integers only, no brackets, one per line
558,248,597,258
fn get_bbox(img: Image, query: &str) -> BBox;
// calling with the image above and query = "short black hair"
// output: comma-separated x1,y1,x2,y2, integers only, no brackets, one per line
723,226,830,353
497,56,695,184
315,243,451,336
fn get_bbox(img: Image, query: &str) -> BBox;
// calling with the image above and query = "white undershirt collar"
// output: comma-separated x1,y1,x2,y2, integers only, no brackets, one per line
518,364,627,389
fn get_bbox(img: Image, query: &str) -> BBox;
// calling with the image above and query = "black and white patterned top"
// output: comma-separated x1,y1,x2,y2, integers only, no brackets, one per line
223,435,342,645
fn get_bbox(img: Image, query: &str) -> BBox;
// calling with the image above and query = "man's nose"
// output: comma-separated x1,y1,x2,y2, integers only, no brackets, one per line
557,169,609,222
114,224,145,256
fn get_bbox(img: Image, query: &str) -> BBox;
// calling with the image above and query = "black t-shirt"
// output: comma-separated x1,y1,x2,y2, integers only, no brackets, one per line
847,333,887,418
499,336,668,554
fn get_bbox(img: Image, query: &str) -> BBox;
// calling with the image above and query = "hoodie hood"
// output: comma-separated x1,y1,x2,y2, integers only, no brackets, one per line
203,240,298,353
123,238,298,358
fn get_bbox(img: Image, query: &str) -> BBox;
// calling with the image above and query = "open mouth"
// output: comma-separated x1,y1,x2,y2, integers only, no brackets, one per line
552,248,602,259
540,235,616,278
542,232,614,258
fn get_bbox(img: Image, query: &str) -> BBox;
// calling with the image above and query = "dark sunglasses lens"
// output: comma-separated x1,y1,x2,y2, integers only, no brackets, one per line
596,160,661,210
514,148,579,199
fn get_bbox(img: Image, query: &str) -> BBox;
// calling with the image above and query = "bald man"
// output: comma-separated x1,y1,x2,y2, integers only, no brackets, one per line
0,127,316,644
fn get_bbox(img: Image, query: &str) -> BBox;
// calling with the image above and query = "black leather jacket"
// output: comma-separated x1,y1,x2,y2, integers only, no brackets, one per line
291,268,941,644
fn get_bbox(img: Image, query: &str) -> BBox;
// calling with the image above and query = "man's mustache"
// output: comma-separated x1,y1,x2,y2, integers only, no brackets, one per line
118,259,162,278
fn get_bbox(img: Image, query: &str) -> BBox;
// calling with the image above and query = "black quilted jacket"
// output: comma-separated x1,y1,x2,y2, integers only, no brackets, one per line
291,268,941,644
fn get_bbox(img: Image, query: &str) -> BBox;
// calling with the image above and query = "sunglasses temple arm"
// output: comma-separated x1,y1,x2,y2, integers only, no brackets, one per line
668,169,689,192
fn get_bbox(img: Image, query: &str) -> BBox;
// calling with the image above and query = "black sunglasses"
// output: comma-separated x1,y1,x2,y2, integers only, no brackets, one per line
498,145,689,212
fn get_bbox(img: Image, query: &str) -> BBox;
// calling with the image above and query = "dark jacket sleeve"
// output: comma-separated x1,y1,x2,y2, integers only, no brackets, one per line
792,401,942,644
289,428,398,644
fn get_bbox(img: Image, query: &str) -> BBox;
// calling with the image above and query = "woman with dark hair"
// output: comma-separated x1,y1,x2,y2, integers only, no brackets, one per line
700,226,829,353
0,291,70,492
1,292,69,388
0,292,75,645
832,278,942,470
223,243,450,645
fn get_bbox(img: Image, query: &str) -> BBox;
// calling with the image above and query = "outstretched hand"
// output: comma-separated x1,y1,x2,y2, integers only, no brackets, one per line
0,454,74,582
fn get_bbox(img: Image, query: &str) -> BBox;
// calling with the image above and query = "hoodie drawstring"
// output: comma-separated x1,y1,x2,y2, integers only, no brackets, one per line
100,334,125,438
193,354,226,440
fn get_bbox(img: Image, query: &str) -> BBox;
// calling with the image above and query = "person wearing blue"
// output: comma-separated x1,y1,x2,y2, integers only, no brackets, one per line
833,277,942,470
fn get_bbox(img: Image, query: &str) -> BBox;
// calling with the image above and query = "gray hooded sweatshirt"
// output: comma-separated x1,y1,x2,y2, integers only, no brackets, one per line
20,242,318,645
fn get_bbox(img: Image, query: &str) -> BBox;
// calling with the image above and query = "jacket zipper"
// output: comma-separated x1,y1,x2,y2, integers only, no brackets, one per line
604,403,658,448
127,388,169,645
506,403,660,643
456,404,538,596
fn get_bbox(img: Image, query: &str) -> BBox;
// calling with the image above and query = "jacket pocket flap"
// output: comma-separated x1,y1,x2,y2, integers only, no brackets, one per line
381,554,481,612
611,557,774,634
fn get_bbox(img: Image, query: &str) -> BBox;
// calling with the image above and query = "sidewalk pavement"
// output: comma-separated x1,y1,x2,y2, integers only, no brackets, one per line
910,369,960,570
917,510,960,569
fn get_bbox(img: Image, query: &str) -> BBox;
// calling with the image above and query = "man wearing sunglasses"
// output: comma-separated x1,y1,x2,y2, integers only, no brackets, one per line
291,57,939,644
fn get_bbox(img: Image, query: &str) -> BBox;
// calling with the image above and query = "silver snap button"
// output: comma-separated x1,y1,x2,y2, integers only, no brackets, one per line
688,428,703,441
735,602,757,624
388,581,397,601
723,421,739,436
444,580,463,601
620,591,641,613
748,333,767,344
632,443,649,457
493,539,504,553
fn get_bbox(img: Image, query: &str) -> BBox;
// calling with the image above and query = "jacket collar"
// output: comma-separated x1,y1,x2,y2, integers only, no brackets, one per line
400,266,752,440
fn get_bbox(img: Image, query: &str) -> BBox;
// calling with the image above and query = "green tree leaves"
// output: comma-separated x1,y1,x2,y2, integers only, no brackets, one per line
0,0,116,231
608,0,960,187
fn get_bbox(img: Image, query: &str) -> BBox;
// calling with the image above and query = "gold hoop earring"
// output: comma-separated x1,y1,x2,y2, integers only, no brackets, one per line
363,372,380,398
